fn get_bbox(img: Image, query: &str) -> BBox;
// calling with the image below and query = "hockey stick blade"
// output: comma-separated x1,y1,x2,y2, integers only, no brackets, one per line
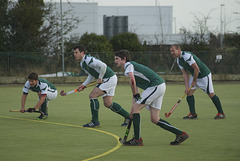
165,86,192,118
119,138,126,143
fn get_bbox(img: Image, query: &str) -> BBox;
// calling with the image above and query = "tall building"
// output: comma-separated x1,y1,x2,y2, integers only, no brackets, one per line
56,2,178,44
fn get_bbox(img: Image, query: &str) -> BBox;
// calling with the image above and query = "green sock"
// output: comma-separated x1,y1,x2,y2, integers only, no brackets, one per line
110,102,130,119
187,95,196,114
211,95,224,113
40,99,48,116
157,119,182,135
133,113,141,139
90,98,99,123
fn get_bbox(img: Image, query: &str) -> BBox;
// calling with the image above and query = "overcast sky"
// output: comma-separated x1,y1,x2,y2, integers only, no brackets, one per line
51,0,240,33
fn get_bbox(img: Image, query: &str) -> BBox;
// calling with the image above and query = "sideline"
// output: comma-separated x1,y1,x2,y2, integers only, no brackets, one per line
0,116,122,161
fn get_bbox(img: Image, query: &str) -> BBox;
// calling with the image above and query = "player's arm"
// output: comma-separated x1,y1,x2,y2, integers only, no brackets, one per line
128,72,139,102
20,93,28,113
190,62,199,87
181,69,190,93
96,61,107,84
77,75,94,92
33,94,47,110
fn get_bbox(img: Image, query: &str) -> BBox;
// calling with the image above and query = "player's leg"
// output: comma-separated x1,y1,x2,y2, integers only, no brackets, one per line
150,107,189,145
103,96,130,126
124,84,165,146
184,76,198,119
38,98,48,119
101,75,130,126
83,87,104,127
123,102,145,146
205,74,225,119
38,90,57,119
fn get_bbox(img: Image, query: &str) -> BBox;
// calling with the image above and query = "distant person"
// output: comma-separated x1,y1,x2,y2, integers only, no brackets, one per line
20,73,58,119
73,45,130,127
170,44,225,119
114,49,189,146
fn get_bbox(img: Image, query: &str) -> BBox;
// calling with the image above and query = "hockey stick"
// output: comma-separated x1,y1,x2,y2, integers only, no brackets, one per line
165,86,192,117
60,82,97,96
119,119,132,144
9,110,46,116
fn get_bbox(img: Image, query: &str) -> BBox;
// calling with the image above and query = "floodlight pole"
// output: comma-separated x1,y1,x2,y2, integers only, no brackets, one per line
220,4,225,48
60,0,65,77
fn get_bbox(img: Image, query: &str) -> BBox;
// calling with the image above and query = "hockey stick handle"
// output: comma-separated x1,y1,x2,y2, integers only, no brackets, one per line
119,119,132,143
60,82,97,96
9,109,46,116
165,86,192,117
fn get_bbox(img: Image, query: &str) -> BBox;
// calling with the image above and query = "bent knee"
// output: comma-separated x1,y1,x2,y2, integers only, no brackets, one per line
104,102,112,108
151,117,159,124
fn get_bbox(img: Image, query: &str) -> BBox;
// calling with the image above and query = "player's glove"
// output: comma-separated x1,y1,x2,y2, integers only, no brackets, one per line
133,93,141,102
27,108,36,112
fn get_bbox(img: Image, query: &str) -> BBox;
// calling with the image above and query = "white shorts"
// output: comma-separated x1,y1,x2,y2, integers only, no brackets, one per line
189,73,214,94
98,75,117,97
39,90,57,106
137,83,166,110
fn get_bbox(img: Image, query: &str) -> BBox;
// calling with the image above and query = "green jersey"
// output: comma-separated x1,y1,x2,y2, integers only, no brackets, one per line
23,78,56,95
124,61,164,90
81,55,115,79
177,51,210,78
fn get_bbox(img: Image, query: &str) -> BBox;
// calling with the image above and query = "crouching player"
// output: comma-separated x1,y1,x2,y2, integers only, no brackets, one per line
20,73,58,119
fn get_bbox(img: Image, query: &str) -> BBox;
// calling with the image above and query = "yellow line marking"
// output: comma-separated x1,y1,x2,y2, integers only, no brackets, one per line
0,115,122,161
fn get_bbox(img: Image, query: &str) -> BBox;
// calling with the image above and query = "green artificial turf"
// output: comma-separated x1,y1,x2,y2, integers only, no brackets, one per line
0,84,239,161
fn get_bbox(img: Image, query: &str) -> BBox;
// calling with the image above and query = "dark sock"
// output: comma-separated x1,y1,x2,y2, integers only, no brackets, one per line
157,119,182,135
90,98,99,123
132,113,141,139
40,99,48,115
187,95,196,114
110,102,130,119
211,95,224,113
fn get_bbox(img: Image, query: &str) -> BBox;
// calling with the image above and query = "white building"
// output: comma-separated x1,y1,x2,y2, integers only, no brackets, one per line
57,2,183,44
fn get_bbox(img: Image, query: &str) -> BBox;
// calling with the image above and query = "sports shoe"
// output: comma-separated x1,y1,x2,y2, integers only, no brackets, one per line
83,121,100,128
121,118,131,126
37,114,47,120
170,132,189,145
214,113,225,119
123,137,143,146
183,113,198,119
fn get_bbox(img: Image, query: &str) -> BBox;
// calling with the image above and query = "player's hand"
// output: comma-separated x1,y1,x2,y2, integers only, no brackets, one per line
27,108,35,113
77,84,85,92
133,93,140,102
97,78,103,84
20,108,25,113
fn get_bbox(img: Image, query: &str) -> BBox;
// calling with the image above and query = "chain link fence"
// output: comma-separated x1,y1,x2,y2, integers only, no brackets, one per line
0,50,239,77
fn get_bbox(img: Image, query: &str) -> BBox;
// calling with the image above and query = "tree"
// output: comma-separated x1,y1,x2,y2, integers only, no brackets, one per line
0,0,9,52
64,32,113,69
109,32,145,52
8,0,45,52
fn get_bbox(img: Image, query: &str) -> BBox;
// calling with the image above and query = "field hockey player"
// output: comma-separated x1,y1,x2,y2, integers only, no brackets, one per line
114,50,189,146
170,44,225,119
20,73,58,119
73,45,131,127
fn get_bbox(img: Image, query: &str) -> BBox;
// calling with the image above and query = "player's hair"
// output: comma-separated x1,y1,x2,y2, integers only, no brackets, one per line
171,44,181,50
73,45,85,53
114,50,131,62
28,73,38,80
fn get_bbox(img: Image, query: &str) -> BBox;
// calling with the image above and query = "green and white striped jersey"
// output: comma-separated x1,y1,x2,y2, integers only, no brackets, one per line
177,51,210,78
80,55,115,79
124,61,165,90
23,78,56,94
